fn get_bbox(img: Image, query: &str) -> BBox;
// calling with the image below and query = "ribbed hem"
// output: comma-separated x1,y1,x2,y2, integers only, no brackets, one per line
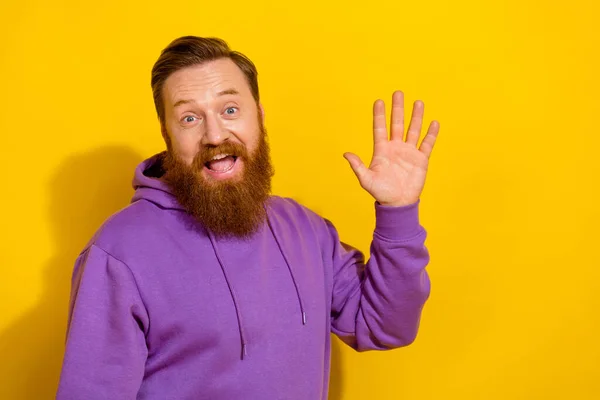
374,199,423,240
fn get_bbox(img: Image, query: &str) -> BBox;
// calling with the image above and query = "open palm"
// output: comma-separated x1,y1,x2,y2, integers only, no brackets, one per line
344,91,440,207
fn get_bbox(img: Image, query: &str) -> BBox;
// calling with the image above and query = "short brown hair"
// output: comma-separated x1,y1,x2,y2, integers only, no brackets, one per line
151,36,260,126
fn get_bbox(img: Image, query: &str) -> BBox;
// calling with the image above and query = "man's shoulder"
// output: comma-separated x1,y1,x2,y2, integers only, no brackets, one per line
268,195,317,216
81,199,173,257
267,195,329,231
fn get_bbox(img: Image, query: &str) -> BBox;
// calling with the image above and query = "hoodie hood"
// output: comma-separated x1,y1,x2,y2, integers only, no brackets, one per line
131,151,184,211
129,152,307,360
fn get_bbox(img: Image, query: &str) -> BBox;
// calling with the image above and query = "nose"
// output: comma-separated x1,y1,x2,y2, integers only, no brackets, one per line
201,113,230,146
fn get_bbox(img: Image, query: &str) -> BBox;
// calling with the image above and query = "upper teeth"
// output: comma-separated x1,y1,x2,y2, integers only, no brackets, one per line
211,154,229,161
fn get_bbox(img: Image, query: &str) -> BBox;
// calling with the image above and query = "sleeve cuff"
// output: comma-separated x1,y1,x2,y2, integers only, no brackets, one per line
374,199,423,240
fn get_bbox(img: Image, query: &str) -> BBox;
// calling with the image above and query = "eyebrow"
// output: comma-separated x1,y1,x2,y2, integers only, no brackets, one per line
172,88,240,108
216,88,240,97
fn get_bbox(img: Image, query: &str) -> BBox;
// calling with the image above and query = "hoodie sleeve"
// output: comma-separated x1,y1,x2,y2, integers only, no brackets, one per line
56,244,148,399
329,200,431,351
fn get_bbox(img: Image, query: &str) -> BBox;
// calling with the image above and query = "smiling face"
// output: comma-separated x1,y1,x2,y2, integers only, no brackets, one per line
161,57,264,183
159,57,274,238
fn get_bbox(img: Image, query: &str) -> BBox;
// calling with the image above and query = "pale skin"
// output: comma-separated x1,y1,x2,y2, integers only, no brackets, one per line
161,59,263,182
161,59,439,204
344,92,440,207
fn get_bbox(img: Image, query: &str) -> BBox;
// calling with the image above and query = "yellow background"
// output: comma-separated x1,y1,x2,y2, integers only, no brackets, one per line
1,0,599,399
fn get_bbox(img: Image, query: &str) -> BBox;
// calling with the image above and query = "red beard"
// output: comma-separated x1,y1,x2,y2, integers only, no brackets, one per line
162,125,274,239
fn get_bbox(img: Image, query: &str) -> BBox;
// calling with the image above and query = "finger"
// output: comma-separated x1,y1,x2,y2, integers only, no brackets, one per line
419,120,440,158
373,99,388,144
390,90,404,141
406,100,424,146
343,152,372,187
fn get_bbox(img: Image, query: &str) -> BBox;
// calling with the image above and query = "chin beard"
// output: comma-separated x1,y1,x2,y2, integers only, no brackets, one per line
162,129,274,239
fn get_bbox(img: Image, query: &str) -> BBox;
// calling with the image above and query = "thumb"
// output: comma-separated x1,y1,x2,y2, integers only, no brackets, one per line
343,152,371,186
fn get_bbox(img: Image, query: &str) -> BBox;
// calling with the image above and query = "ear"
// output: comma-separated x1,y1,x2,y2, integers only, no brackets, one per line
259,103,265,122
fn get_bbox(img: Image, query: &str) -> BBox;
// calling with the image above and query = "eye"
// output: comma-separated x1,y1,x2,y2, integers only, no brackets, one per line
225,107,238,115
182,115,197,123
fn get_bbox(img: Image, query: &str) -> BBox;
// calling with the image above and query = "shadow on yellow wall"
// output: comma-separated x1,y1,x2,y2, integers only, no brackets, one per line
0,147,141,398
0,146,346,399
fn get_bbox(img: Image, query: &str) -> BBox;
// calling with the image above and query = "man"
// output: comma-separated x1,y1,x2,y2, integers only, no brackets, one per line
56,36,440,399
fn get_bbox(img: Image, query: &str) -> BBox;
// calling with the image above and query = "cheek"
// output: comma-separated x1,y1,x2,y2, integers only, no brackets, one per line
233,119,262,152
169,131,200,165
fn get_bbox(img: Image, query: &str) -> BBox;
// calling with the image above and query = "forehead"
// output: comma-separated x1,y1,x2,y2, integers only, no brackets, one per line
163,58,252,106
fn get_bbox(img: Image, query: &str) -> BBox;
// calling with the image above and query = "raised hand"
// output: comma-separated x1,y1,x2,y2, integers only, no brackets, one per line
344,91,440,207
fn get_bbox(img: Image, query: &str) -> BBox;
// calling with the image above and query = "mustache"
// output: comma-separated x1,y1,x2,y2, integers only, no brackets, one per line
193,141,249,169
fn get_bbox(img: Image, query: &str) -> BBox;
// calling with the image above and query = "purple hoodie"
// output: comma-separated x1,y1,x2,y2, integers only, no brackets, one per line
56,153,431,400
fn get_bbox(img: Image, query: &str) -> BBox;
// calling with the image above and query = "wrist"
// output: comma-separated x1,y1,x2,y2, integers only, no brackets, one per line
378,198,420,208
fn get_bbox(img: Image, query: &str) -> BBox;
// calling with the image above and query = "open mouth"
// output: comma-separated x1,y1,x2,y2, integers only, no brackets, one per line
204,154,238,173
